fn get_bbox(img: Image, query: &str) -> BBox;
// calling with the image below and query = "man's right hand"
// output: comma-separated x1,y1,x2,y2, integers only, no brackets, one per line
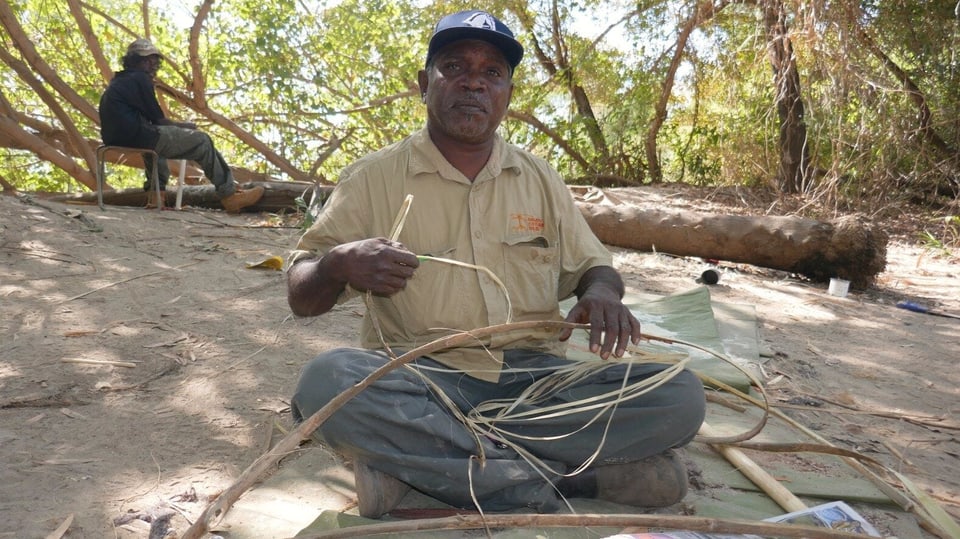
332,238,420,295
287,238,419,317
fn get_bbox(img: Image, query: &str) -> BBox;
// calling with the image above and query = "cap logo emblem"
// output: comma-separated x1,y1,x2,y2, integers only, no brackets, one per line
462,12,496,30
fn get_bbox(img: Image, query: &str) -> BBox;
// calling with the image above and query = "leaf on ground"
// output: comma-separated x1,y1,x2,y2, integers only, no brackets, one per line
245,255,284,271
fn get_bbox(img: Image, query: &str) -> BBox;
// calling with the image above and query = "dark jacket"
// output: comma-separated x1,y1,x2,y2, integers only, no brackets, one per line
98,69,164,149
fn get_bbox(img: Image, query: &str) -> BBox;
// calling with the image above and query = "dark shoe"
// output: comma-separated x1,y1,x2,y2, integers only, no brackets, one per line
221,186,264,214
558,450,688,507
354,459,411,519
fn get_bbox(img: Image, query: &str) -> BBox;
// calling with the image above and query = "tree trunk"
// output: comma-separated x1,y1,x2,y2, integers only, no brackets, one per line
762,0,810,193
52,180,324,213
577,202,886,289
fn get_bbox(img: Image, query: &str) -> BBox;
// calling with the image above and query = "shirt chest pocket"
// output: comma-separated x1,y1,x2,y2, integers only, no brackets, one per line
504,235,555,261
502,234,560,313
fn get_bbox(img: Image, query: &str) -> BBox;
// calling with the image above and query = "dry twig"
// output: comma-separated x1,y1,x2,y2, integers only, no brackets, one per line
61,358,137,368
57,260,202,303
292,512,878,539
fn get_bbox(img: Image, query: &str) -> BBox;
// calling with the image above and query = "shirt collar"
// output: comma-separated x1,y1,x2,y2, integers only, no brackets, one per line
409,127,522,184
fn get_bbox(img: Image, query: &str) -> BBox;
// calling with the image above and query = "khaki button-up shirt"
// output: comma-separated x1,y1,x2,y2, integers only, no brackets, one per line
289,128,612,382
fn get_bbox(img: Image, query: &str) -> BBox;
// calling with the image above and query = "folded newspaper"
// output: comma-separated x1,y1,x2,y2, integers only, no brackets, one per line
603,501,882,538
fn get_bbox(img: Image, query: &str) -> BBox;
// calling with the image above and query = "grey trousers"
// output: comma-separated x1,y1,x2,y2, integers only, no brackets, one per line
290,348,706,512
142,125,235,198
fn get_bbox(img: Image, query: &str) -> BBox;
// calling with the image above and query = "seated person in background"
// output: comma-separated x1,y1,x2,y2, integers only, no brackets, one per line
285,10,706,519
98,38,263,212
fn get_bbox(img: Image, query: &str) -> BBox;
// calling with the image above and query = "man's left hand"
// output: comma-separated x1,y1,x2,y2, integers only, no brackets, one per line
559,267,642,359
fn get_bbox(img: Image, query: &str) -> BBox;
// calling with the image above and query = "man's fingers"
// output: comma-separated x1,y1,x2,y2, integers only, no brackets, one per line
558,328,573,342
587,308,606,355
614,314,642,355
393,250,420,269
613,315,641,357
610,318,630,357
345,239,421,295
570,300,641,359
562,305,588,342
599,311,620,359
598,309,642,359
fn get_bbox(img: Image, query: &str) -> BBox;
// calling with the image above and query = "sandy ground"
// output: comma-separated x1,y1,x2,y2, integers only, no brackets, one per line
0,188,958,539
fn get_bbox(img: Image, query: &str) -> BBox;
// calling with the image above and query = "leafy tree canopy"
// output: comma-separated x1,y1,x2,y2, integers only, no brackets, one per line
0,0,956,211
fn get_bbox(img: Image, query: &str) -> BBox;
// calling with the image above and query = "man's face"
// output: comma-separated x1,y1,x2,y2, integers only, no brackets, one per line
419,39,513,145
143,55,162,78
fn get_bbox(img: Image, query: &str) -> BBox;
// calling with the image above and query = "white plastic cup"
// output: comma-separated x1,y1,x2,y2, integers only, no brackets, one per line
828,278,850,297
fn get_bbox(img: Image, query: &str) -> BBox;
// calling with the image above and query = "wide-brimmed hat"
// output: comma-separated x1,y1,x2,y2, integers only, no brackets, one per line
127,38,162,57
426,10,523,71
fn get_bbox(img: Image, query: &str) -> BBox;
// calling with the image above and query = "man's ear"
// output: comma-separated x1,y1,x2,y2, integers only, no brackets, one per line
417,69,430,102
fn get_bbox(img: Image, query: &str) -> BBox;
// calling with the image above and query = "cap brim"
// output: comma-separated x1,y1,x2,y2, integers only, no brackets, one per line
427,28,523,69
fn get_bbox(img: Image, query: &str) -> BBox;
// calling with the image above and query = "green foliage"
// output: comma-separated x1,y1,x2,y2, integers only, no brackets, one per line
919,230,945,252
0,0,956,210
1,151,74,193
920,215,960,255
664,124,723,186
294,195,314,231
676,6,775,187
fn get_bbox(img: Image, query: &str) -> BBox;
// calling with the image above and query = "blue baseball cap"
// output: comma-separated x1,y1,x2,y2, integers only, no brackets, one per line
426,10,524,71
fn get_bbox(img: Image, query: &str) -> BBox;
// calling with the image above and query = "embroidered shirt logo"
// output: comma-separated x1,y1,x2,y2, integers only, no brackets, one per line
510,213,545,233
463,12,497,30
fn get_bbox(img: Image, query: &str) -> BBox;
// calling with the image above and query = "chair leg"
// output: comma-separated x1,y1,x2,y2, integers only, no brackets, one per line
175,159,186,210
96,149,106,211
149,155,162,210
96,146,164,210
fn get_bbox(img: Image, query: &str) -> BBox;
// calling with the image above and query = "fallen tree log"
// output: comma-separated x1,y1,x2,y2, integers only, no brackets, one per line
53,180,323,213
577,202,887,289
54,182,886,287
